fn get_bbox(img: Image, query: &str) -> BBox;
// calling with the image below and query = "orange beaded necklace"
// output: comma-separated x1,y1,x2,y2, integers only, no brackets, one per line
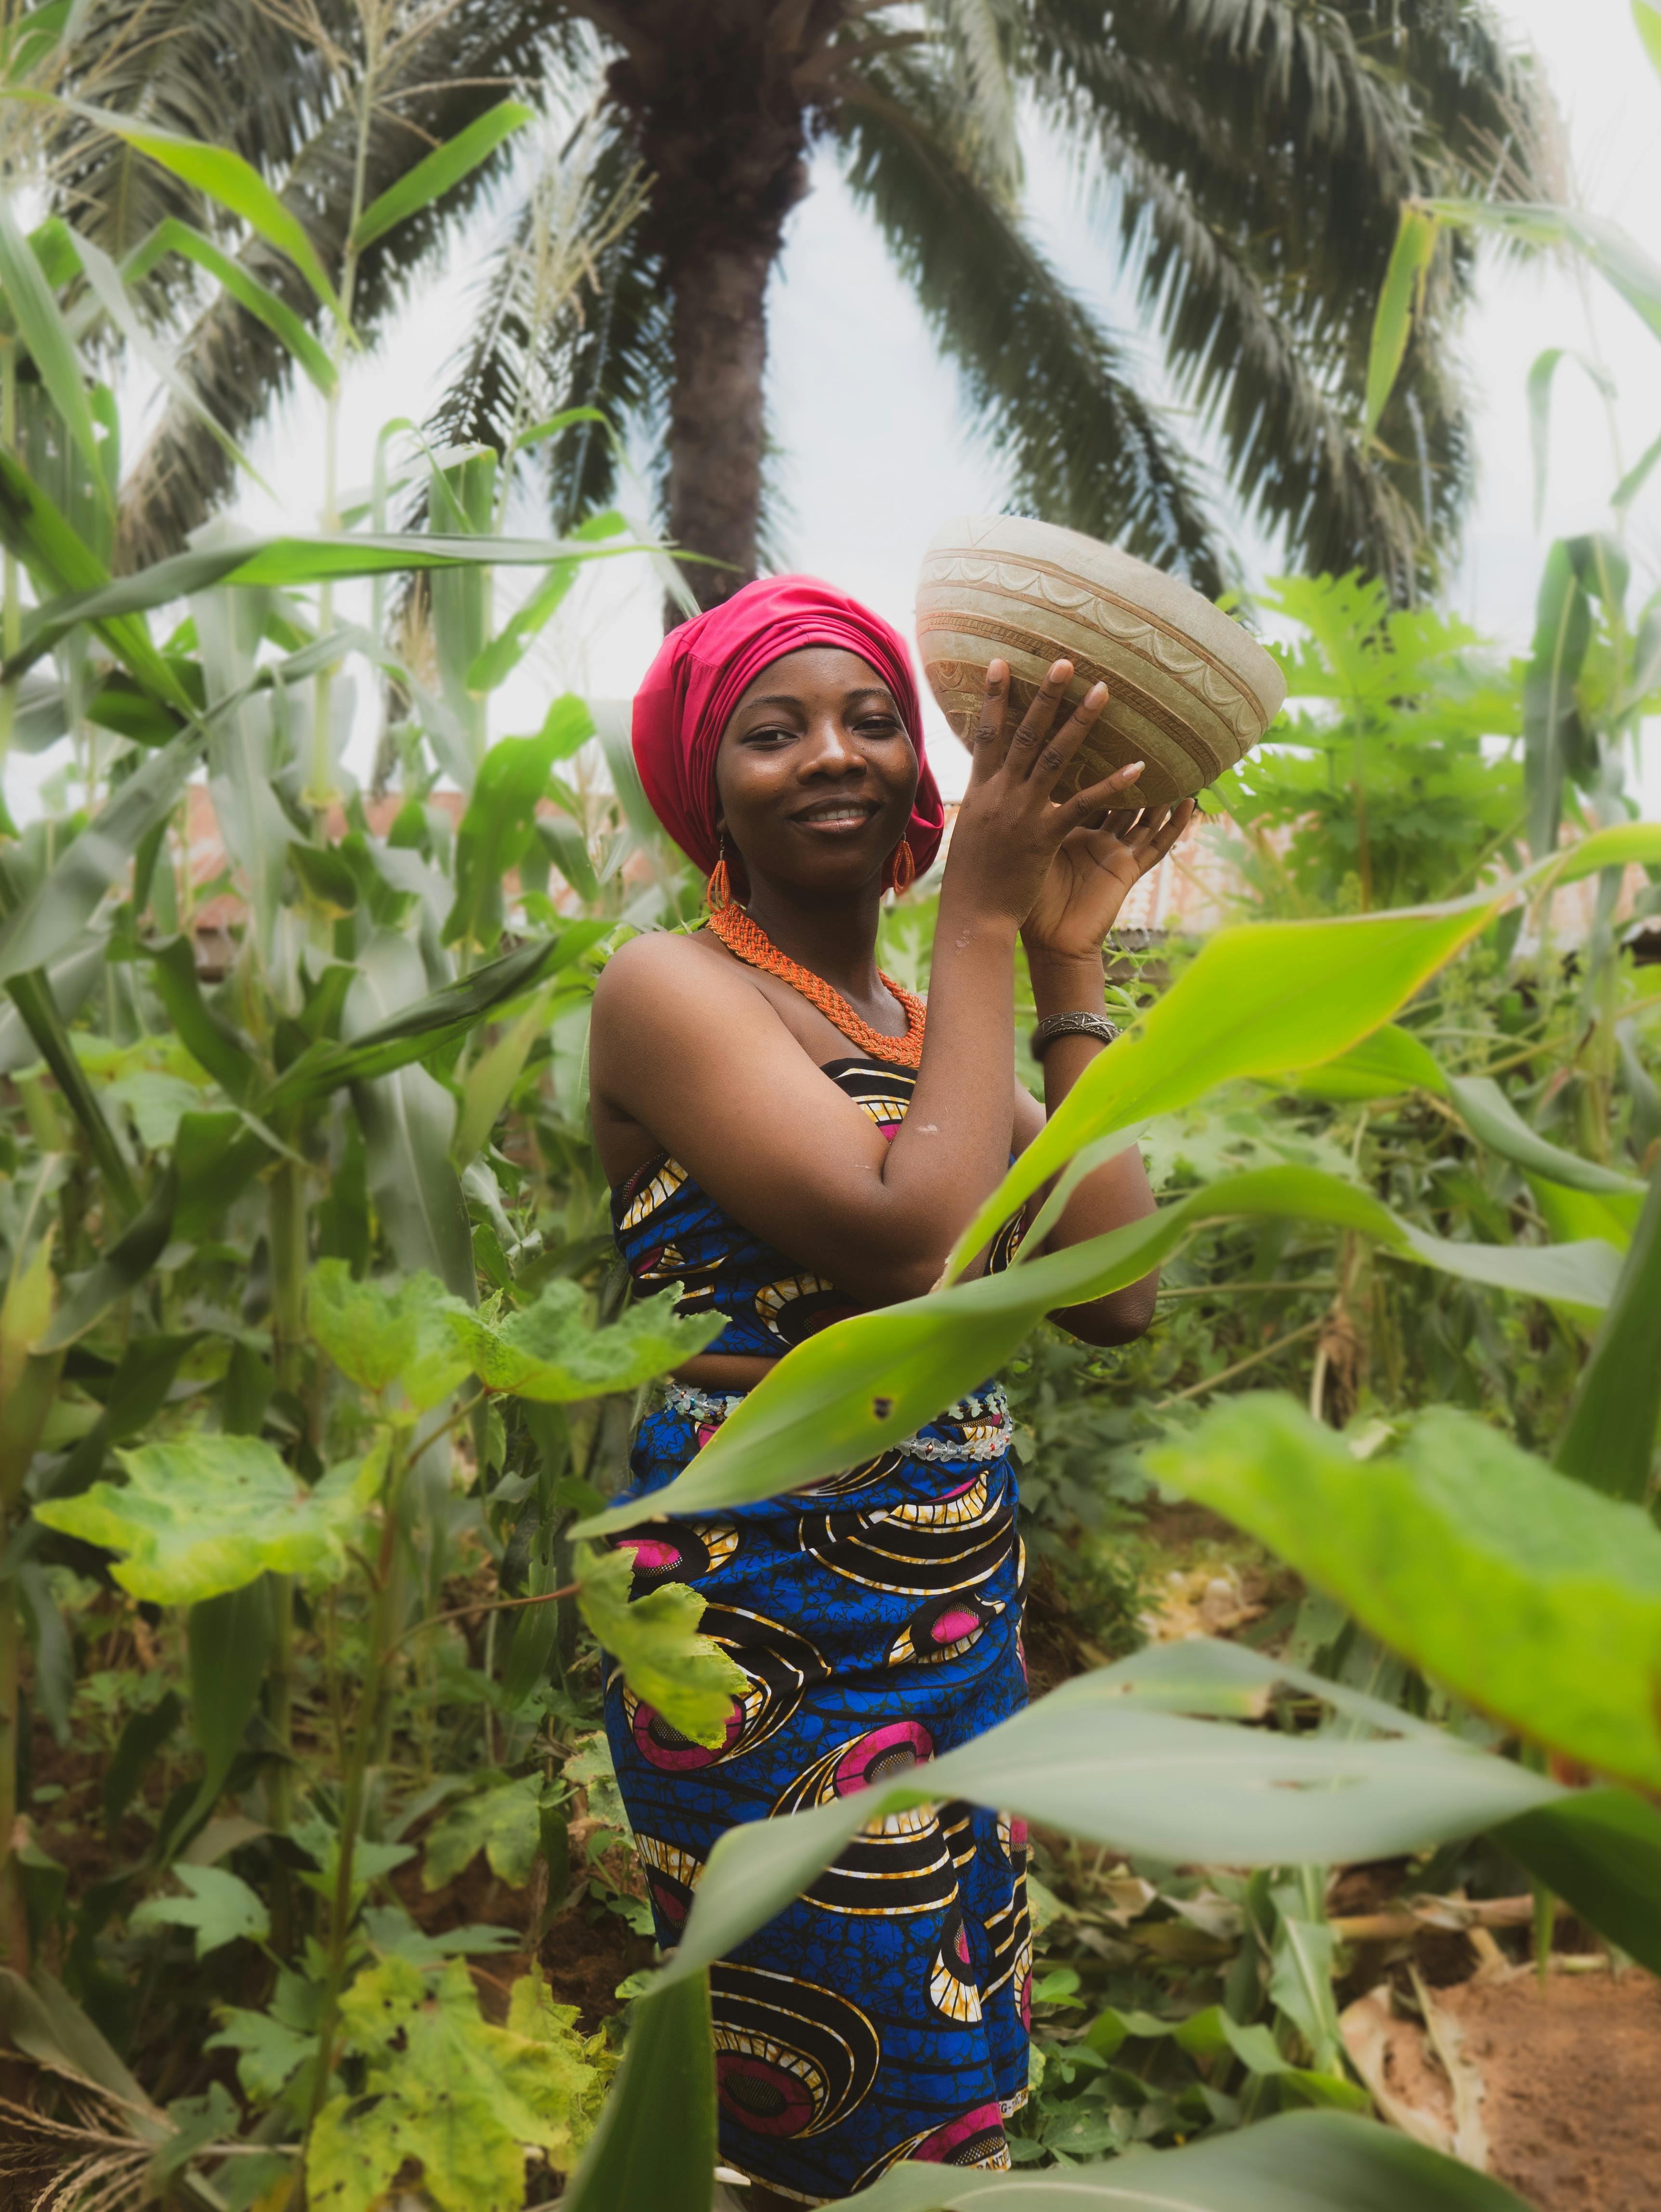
706,902,926,1069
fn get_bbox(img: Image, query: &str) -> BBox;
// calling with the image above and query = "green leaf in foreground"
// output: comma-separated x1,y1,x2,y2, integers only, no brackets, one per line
34,1433,385,1603
820,2108,1533,2210
656,1641,1557,1988
577,1165,1620,1540
1151,1393,1661,1790
448,1279,721,1403
307,1260,469,1411
1499,1786,1661,1977
559,1971,715,2212
577,1543,748,1750
129,1866,269,1957
305,1957,601,2212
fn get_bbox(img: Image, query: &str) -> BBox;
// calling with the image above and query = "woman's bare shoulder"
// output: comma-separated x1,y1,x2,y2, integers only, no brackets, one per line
592,928,761,1039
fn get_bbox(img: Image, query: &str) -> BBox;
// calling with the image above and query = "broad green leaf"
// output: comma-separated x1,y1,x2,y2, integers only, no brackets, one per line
1152,1393,1661,1790
422,1773,546,1891
821,2110,1532,2210
577,1166,1620,1538
306,1956,600,2212
306,1260,469,1411
946,904,1493,1277
560,1972,715,2212
35,1432,385,1603
1499,1787,1661,1977
122,216,337,392
352,100,535,252
130,1866,269,1957
655,1641,1556,1989
576,1543,749,1750
447,1279,722,1403
945,826,1661,1277
1448,1073,1644,1198
38,97,343,319
0,192,105,490
1553,1165,1661,1499
1365,203,1439,436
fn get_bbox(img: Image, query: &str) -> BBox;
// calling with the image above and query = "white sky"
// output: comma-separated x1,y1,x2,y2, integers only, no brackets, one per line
5,0,1660,824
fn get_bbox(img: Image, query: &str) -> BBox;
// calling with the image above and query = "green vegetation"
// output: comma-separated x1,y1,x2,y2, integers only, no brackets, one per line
0,10,1660,2212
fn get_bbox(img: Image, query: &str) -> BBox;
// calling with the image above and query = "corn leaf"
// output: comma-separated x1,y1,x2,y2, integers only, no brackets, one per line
0,191,105,491
351,100,536,252
1150,1392,1661,1791
823,2110,1532,2210
1364,203,1439,437
121,216,337,392
576,1166,1620,1538
654,1640,1557,1990
1553,1165,1661,1500
559,1972,715,2212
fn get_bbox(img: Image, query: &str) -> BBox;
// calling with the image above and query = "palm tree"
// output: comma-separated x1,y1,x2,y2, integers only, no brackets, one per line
45,1,1552,605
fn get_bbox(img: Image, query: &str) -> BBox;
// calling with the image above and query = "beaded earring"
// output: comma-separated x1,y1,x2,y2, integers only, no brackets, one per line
888,837,916,895
705,835,733,912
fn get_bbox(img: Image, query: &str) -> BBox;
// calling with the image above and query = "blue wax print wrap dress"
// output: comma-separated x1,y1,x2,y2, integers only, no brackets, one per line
603,1055,1032,2204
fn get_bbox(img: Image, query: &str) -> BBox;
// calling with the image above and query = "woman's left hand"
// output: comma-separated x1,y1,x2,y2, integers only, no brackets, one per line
1020,772,1195,966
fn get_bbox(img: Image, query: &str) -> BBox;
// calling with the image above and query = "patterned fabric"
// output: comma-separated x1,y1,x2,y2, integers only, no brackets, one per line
604,1058,1032,2204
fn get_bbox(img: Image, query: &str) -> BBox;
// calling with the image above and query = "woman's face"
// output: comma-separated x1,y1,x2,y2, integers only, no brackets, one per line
713,646,918,897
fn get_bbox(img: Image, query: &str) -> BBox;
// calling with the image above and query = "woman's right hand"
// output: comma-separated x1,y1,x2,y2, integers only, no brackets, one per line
941,658,1145,929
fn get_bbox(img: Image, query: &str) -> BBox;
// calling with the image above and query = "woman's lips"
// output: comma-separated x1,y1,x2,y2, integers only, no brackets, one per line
791,801,881,832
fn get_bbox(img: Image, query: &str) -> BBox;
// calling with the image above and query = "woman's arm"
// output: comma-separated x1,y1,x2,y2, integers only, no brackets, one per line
592,663,1147,1306
1010,757,1195,1346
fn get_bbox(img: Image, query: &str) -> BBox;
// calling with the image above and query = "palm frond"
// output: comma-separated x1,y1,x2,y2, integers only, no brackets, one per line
97,2,584,564
836,53,1231,597
1024,0,1557,590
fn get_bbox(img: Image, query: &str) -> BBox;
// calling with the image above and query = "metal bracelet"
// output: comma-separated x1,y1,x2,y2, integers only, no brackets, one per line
1029,1010,1120,1059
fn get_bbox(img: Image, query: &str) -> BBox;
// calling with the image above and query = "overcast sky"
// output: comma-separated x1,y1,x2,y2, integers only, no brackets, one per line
5,0,1660,824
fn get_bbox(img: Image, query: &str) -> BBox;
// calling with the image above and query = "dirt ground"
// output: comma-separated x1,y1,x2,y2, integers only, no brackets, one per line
1346,1968,1661,2212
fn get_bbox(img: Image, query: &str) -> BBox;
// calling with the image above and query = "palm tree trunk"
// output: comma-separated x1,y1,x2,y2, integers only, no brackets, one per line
665,226,774,613
608,0,833,618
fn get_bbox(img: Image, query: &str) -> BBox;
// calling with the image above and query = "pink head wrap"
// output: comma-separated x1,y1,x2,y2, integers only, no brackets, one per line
630,574,945,880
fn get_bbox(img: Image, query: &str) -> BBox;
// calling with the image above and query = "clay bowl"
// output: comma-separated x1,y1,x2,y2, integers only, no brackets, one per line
915,515,1285,809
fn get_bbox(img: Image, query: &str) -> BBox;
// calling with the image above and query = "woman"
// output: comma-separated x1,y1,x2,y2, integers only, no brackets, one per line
590,575,1189,2205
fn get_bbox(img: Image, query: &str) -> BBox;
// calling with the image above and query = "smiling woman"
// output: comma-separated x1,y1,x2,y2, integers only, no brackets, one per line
586,574,1190,2206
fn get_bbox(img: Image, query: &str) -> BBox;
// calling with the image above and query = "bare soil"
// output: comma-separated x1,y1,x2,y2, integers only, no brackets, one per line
1444,1972,1661,2212
1348,1969,1661,2212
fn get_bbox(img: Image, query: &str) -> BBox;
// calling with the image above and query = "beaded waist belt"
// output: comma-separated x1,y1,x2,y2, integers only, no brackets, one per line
659,1379,1011,1464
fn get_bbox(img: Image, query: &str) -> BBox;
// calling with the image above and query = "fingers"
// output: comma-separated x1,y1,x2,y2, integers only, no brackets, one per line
967,660,1011,783
1008,661,1106,788
1070,758,1145,821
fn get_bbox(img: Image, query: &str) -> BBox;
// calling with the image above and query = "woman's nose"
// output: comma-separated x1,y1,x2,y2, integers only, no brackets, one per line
797,717,865,776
